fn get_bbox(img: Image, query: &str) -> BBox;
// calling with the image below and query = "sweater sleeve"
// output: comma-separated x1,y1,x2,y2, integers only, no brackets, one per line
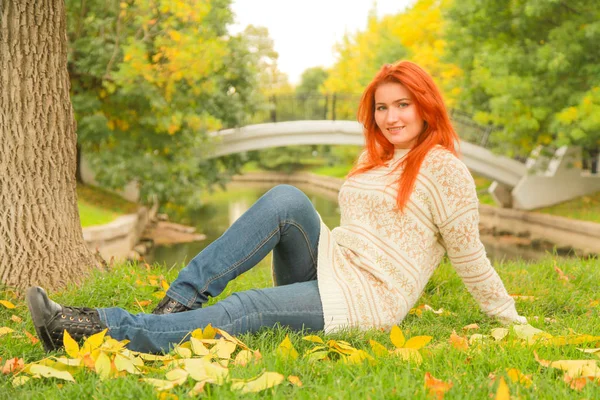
431,153,527,324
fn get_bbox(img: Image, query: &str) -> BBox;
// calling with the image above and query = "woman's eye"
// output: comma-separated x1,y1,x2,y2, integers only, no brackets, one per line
376,106,387,111
398,103,409,108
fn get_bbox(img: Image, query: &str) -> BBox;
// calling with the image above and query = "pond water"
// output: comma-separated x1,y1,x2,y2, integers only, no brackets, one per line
145,182,560,269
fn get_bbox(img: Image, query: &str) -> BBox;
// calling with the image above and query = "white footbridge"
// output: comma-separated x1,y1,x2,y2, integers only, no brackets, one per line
209,120,600,210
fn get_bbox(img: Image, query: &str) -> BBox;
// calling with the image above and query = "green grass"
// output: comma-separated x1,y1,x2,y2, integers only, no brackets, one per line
239,161,264,173
2,255,599,399
306,164,353,178
77,185,139,227
535,190,600,223
471,173,496,206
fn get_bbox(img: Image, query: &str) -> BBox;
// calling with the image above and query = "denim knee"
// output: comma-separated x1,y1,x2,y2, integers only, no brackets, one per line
265,185,314,216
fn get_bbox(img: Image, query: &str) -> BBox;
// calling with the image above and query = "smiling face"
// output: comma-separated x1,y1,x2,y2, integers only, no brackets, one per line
374,81,425,149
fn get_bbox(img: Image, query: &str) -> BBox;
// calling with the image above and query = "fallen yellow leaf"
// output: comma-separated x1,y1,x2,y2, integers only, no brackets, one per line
153,291,166,299
369,339,389,357
0,327,15,336
142,378,177,391
463,324,480,331
288,375,303,386
10,315,22,323
29,364,75,382
158,392,179,400
544,334,600,347
302,335,324,344
534,351,600,377
173,345,192,358
233,349,255,366
277,335,298,360
345,349,376,365
213,327,248,349
63,330,80,359
134,352,174,362
495,376,510,400
468,334,487,345
190,337,210,356
490,328,509,341
577,348,600,358
0,300,16,309
53,357,82,367
304,350,329,362
449,331,469,351
11,375,30,387
101,336,127,353
390,325,406,348
211,339,236,359
80,329,107,355
165,368,189,385
114,353,142,374
506,368,533,388
327,339,357,355
95,351,112,380
188,381,208,396
423,304,445,314
231,371,284,394
405,335,433,350
513,324,551,345
392,348,423,364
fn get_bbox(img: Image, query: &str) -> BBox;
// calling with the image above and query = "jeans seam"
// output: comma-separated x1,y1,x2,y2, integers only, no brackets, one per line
198,225,280,294
281,219,319,269
97,308,113,329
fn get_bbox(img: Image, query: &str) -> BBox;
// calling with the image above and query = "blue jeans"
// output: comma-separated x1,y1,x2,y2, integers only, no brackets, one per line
98,185,325,353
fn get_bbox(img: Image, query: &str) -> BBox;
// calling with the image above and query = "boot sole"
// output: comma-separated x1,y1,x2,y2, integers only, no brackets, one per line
26,287,58,353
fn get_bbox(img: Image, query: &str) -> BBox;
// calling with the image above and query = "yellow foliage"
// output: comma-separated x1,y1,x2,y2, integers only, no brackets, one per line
0,300,16,309
277,335,299,360
324,0,461,105
506,368,533,388
556,107,579,124
495,376,510,400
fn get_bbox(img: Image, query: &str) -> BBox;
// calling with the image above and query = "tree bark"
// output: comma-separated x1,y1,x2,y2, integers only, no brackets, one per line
0,0,101,290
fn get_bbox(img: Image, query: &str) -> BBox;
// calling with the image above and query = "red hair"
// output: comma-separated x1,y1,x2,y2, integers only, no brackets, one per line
349,61,459,211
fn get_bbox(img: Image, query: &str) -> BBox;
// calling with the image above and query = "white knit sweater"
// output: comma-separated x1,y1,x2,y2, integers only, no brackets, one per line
316,146,526,332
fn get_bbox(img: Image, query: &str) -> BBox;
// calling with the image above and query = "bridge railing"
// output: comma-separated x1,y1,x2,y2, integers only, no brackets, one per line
225,92,600,175
243,93,507,149
238,93,600,172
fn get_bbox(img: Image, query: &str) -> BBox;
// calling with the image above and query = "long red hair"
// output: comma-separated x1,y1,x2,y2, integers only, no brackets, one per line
348,61,459,211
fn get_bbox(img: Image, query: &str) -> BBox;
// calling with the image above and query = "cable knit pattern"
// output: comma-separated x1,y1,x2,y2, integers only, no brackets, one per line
316,146,526,333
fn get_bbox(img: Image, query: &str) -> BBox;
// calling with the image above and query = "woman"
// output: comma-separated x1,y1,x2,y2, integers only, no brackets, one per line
27,61,526,354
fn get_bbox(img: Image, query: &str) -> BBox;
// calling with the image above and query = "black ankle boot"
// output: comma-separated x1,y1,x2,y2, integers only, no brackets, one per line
151,295,191,315
26,287,107,353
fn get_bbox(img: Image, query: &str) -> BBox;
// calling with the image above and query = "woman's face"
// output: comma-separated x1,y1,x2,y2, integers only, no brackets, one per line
374,81,425,149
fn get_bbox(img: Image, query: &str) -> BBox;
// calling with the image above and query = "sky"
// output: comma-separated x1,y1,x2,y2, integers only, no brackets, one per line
229,0,414,84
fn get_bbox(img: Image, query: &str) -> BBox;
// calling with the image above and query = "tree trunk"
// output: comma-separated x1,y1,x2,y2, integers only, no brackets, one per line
0,0,101,291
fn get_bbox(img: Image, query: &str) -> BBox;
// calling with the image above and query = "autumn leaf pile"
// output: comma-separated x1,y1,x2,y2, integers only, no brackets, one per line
2,260,600,398
3,295,600,399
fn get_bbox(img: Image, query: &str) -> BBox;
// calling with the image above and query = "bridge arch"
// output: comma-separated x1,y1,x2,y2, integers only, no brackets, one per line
209,120,526,187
